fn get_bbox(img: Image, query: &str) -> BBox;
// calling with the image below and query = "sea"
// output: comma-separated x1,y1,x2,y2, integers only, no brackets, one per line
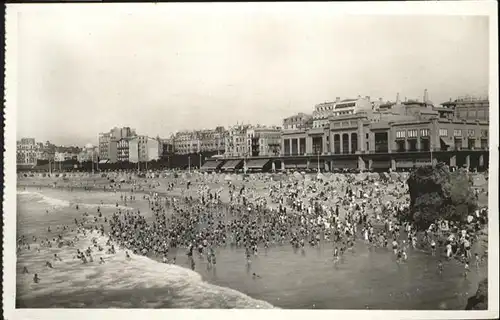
15,187,487,309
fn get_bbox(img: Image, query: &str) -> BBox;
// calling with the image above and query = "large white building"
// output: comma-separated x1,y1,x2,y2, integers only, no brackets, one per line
312,96,373,128
129,136,160,163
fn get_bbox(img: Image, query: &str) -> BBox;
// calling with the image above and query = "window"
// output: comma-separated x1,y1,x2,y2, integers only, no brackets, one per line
454,129,462,137
408,130,418,138
480,138,488,149
468,129,475,137
420,129,430,137
468,138,476,149
481,129,488,138
396,140,406,152
439,129,448,137
396,130,406,139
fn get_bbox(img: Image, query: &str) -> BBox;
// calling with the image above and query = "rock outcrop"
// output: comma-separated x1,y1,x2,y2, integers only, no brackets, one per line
465,278,488,310
406,163,477,230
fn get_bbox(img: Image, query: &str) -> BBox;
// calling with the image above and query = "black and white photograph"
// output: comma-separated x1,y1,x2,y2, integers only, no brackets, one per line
2,2,499,319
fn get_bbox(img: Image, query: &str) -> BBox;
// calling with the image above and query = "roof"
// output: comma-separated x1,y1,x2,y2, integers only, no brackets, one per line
433,107,454,112
379,102,396,108
340,98,357,103
402,100,429,106
441,98,489,106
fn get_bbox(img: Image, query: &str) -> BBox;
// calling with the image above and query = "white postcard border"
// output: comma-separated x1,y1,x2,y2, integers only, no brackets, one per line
3,2,499,320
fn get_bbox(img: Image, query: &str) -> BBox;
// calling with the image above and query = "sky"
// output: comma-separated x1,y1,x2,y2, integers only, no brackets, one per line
12,4,490,146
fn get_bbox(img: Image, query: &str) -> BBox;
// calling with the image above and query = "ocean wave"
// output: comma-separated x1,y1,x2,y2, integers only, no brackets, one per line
18,190,71,209
16,230,275,309
17,190,134,211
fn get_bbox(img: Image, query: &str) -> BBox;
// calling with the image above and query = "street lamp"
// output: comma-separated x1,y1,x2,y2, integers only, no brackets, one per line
188,155,191,173
317,149,320,173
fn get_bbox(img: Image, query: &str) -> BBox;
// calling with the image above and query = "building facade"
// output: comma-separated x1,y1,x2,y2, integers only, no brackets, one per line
77,144,98,163
199,126,226,154
312,101,336,129
246,126,282,157
440,96,489,121
98,127,136,162
173,131,200,155
54,151,79,162
173,127,226,155
276,91,489,171
16,138,41,166
159,137,175,160
282,129,308,156
224,124,251,157
129,136,161,163
283,113,312,130
312,96,372,129
117,138,131,162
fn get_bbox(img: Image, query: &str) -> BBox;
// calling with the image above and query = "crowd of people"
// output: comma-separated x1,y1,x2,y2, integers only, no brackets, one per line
17,169,489,284
101,170,488,275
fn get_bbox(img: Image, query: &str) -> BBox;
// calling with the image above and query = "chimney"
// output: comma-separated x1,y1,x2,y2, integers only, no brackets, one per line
379,97,383,102
358,95,361,99
424,89,428,102
336,97,340,103
405,97,407,102
396,93,401,104
365,96,370,100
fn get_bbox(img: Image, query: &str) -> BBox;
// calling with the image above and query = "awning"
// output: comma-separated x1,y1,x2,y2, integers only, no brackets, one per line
296,163,309,169
396,160,414,168
371,160,391,169
332,161,357,169
99,159,109,164
284,163,297,170
201,160,220,170
222,159,243,170
414,159,432,167
440,138,453,147
309,161,325,169
246,159,270,169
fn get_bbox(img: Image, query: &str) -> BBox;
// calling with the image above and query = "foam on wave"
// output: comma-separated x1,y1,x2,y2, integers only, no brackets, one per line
17,190,133,210
16,191,275,309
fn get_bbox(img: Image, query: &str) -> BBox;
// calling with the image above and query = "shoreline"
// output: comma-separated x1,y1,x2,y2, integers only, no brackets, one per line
16,178,489,309
17,178,489,259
